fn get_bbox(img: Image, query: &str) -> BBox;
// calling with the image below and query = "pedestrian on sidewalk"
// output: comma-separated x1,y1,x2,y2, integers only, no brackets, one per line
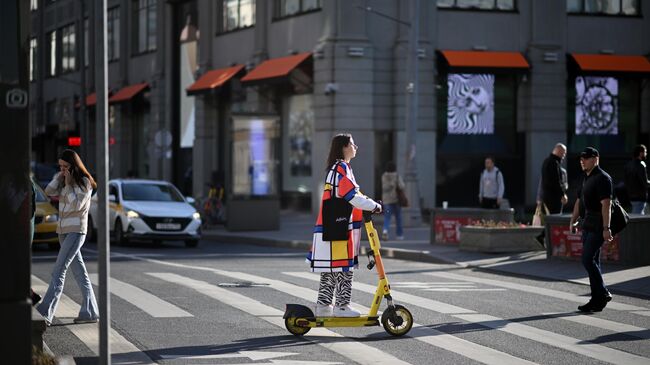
37,149,100,325
478,156,504,209
307,133,382,318
381,161,405,241
536,143,568,246
569,147,614,312
624,144,650,215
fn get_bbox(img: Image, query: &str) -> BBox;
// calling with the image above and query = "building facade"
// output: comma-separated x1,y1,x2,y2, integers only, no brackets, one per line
30,0,650,220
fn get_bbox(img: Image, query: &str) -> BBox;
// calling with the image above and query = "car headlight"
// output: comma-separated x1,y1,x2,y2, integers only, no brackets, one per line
192,212,201,220
44,214,58,222
126,210,140,219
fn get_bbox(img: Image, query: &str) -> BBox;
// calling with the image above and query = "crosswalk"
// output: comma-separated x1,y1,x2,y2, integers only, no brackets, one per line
33,250,650,365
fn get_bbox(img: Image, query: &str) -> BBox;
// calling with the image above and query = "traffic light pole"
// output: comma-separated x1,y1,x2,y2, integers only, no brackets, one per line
95,1,112,364
0,1,32,364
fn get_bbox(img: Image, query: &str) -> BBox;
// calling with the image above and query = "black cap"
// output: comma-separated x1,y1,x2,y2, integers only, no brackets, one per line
580,147,599,158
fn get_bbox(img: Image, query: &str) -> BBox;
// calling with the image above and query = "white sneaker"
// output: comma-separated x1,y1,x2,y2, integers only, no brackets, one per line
381,230,389,240
315,304,333,317
334,304,361,317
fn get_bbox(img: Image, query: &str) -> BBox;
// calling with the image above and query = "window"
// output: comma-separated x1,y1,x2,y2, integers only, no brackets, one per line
437,0,515,10
567,0,639,15
222,0,255,32
133,0,157,53
29,38,37,81
30,0,38,11
107,7,120,60
276,0,321,18
47,30,56,77
61,24,75,73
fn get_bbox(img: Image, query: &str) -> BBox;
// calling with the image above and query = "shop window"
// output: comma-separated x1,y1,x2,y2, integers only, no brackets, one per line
232,116,280,197
275,0,321,19
133,0,157,54
107,7,120,61
61,24,76,73
29,38,37,82
282,95,314,193
567,0,639,15
437,0,516,11
222,0,255,32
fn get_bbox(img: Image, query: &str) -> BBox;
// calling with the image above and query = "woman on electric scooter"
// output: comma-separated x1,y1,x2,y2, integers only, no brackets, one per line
307,133,382,318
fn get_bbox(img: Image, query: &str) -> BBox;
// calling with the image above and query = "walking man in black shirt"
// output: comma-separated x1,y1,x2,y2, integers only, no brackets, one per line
570,147,613,312
624,144,650,215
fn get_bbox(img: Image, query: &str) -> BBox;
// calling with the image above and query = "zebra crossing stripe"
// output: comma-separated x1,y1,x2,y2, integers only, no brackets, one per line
285,271,649,365
454,314,649,365
425,271,649,314
146,272,412,365
88,273,192,318
542,312,650,340
31,275,156,365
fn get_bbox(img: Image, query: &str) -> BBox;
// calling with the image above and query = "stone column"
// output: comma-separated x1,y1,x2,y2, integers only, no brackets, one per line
521,1,567,206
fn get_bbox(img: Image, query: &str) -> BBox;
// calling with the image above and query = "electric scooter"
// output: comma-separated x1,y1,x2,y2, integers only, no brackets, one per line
283,211,414,337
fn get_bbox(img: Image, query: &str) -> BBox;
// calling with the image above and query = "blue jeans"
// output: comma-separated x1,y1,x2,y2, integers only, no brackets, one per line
581,230,609,299
630,201,647,215
382,203,403,237
37,233,99,323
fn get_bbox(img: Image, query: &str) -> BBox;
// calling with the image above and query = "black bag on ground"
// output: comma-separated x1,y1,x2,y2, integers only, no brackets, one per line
610,199,629,235
322,197,353,241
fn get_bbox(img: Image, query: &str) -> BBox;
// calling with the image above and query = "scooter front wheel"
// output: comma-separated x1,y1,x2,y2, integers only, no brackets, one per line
381,304,413,337
285,316,311,336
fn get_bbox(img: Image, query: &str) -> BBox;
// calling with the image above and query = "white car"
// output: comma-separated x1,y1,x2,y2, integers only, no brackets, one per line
88,179,201,247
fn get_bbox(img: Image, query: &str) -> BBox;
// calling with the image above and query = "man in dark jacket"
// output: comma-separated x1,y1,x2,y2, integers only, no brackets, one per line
570,147,613,312
541,143,568,214
624,144,650,214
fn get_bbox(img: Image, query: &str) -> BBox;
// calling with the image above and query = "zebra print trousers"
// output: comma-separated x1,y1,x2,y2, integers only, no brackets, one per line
317,272,353,307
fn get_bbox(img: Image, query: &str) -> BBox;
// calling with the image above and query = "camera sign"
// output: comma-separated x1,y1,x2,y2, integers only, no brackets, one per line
6,88,28,109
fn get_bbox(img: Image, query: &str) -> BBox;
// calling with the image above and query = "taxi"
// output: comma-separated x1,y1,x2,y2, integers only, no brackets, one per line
33,182,59,249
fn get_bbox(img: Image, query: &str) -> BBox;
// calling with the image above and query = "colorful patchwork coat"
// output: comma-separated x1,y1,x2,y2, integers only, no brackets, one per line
307,161,380,272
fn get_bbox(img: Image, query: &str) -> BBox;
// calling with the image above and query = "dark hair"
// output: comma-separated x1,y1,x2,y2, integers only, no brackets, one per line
325,133,352,170
60,149,97,190
485,156,495,164
633,144,647,158
385,161,396,172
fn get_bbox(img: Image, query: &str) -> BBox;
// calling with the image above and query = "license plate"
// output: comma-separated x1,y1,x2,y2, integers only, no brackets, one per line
156,223,181,230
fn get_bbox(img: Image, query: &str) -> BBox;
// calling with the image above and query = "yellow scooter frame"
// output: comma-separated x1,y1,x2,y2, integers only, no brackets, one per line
284,211,414,337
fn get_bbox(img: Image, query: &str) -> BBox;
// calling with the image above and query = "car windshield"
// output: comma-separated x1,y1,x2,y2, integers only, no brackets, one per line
34,186,48,203
121,183,185,202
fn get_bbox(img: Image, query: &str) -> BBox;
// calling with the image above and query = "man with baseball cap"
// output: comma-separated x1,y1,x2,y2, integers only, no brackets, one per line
570,147,614,312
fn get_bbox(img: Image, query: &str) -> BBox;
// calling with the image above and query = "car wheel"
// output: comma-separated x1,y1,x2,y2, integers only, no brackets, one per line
113,219,128,246
87,216,96,242
185,239,199,248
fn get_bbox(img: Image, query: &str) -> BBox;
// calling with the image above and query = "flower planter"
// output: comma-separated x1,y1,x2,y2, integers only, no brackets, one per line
459,226,544,253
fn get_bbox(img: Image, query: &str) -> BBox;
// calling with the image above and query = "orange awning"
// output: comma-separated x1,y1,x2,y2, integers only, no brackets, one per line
109,83,149,103
570,54,650,74
86,93,97,106
241,52,312,83
439,50,530,70
186,65,244,95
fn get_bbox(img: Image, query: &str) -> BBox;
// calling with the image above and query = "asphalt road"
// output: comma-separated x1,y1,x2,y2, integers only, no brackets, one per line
31,238,650,365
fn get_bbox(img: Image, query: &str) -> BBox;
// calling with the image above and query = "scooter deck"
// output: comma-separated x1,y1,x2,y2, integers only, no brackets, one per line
298,316,380,328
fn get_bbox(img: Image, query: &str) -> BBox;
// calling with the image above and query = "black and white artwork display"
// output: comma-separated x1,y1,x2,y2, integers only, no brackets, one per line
447,73,495,134
575,76,618,135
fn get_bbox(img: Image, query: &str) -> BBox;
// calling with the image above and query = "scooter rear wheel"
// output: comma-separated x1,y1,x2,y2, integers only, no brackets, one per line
285,316,311,336
381,304,413,337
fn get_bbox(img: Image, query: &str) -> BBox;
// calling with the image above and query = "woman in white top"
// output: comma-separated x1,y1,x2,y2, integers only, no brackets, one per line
37,149,99,325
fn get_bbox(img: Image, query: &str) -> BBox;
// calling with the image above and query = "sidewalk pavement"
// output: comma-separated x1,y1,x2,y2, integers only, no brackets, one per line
203,210,650,300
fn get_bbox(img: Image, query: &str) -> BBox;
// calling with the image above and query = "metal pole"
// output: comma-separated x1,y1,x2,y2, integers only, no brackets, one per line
79,0,87,161
0,1,31,364
94,1,111,364
403,0,422,226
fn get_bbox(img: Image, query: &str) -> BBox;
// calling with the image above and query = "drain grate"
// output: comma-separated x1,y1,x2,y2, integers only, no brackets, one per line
217,282,270,288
